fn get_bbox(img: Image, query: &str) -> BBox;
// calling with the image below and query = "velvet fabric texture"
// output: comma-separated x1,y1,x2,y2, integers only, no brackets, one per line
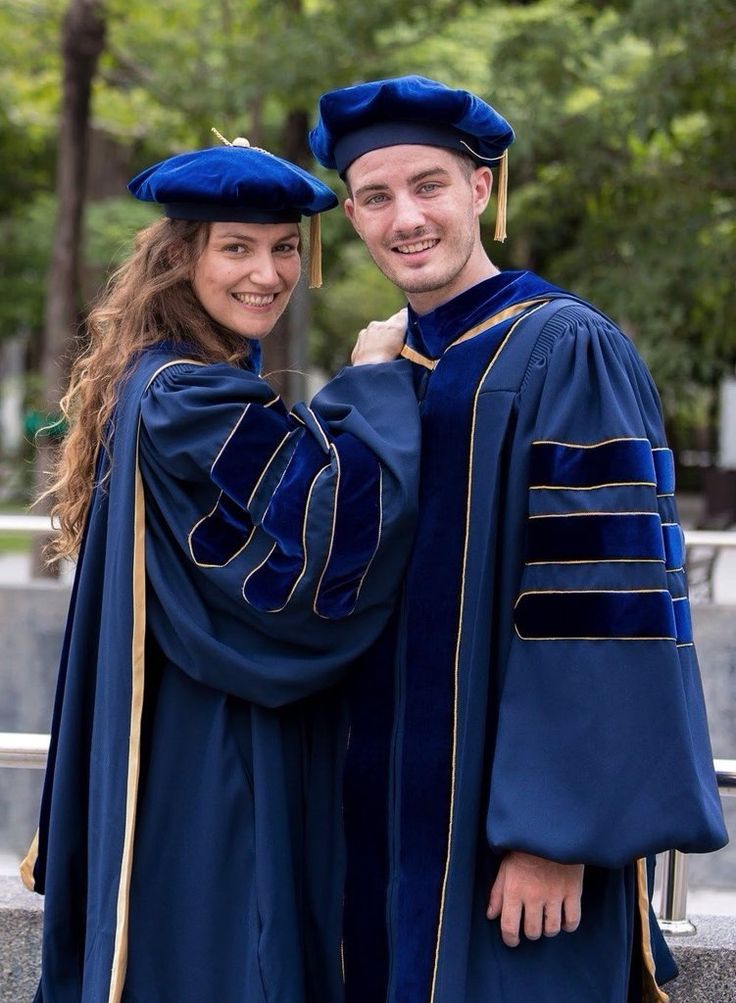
524,512,666,564
514,589,677,641
341,271,727,1003
529,439,657,489
128,145,338,221
309,75,514,174
30,346,420,1003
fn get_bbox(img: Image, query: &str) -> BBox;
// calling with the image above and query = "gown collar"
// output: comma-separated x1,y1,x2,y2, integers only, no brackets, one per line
405,270,554,359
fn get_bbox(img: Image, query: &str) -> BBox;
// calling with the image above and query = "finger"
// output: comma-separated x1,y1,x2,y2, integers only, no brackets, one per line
543,902,562,938
523,902,544,941
486,877,503,920
562,894,582,933
500,896,522,948
351,331,365,363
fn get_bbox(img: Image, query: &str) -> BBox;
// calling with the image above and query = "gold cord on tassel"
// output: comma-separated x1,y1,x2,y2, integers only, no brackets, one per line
309,213,323,289
494,148,509,243
210,127,232,146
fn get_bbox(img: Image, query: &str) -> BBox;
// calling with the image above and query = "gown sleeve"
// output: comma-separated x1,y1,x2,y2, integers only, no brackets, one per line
137,358,420,707
486,309,728,867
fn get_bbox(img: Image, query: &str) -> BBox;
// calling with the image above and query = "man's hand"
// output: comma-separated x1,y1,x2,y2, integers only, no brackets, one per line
487,851,584,948
351,309,407,366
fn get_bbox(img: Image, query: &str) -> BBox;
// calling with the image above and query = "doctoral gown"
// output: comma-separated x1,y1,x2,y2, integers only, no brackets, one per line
25,343,420,1003
341,271,728,1003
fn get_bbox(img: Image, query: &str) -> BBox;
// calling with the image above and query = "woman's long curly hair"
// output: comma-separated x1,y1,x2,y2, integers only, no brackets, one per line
44,216,255,563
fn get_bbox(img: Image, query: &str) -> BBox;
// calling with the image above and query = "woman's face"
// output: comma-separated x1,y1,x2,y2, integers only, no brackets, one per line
192,221,301,340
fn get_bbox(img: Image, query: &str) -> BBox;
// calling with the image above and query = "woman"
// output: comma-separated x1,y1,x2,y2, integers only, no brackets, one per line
23,140,419,1003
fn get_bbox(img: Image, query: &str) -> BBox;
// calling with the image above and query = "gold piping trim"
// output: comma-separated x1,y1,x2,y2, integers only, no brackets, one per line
513,588,676,641
400,297,551,371
400,344,436,370
528,510,660,519
107,357,204,1001
515,587,672,603
448,297,550,349
430,300,549,1000
243,464,332,612
108,428,148,1003
315,465,384,620
529,481,657,489
247,431,292,509
514,628,676,642
19,829,39,891
188,396,289,569
313,442,342,614
636,858,670,1003
304,405,332,453
526,559,664,566
532,436,650,448
188,509,256,569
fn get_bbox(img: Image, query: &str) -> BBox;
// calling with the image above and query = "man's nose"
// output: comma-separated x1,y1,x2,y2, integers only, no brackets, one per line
391,192,427,235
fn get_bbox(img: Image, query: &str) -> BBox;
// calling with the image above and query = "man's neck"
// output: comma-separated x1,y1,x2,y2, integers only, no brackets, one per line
407,256,499,315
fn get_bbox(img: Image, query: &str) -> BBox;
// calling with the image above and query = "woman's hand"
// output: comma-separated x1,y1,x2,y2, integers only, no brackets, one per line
351,309,407,366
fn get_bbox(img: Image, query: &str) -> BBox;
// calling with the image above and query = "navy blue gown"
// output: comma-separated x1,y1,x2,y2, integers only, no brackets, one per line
342,271,728,1003
27,344,420,1003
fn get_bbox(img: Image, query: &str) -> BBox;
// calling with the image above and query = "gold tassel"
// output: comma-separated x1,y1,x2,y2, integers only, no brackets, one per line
494,148,509,243
210,127,232,146
309,213,323,289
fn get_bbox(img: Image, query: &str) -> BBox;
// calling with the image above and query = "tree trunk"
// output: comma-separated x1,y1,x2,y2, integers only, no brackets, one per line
32,0,106,578
261,108,312,405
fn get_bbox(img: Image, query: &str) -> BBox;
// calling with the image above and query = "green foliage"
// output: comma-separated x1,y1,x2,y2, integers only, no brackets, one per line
0,194,55,338
0,0,734,446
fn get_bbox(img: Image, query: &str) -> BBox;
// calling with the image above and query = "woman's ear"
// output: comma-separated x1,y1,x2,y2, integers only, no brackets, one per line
343,197,362,239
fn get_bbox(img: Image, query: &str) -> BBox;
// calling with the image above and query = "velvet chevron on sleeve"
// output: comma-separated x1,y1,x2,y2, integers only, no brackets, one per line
488,313,725,870
28,344,420,1003
340,270,727,1003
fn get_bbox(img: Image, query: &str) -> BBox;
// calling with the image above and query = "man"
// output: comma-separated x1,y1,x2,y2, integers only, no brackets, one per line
309,76,728,1002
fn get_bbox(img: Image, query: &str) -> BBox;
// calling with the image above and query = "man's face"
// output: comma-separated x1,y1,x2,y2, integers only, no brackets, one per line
343,145,492,312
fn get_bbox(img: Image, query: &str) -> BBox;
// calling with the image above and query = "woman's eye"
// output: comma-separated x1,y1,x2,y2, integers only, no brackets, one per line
275,243,299,254
222,243,247,254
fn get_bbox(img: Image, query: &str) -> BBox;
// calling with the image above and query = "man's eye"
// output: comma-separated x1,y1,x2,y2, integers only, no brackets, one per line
419,183,440,193
365,194,388,206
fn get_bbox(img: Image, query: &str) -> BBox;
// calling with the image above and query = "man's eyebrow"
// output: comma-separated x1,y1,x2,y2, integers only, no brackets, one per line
354,182,390,199
408,167,452,185
354,166,452,201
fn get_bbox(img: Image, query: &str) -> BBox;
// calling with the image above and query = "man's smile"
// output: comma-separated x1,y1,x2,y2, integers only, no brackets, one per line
392,238,440,256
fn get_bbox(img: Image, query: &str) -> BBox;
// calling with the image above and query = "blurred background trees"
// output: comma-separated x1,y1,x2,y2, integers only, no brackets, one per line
1,0,734,508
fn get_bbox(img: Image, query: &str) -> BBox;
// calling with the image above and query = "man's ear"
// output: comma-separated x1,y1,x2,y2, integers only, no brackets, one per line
343,197,362,238
472,166,493,218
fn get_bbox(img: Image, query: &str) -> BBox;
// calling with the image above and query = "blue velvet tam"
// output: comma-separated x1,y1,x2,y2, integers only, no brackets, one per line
309,75,514,177
309,75,514,240
128,141,338,223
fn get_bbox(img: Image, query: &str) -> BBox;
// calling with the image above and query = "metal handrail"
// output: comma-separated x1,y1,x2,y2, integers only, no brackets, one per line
0,733,730,931
0,516,55,533
655,757,735,936
0,732,50,768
